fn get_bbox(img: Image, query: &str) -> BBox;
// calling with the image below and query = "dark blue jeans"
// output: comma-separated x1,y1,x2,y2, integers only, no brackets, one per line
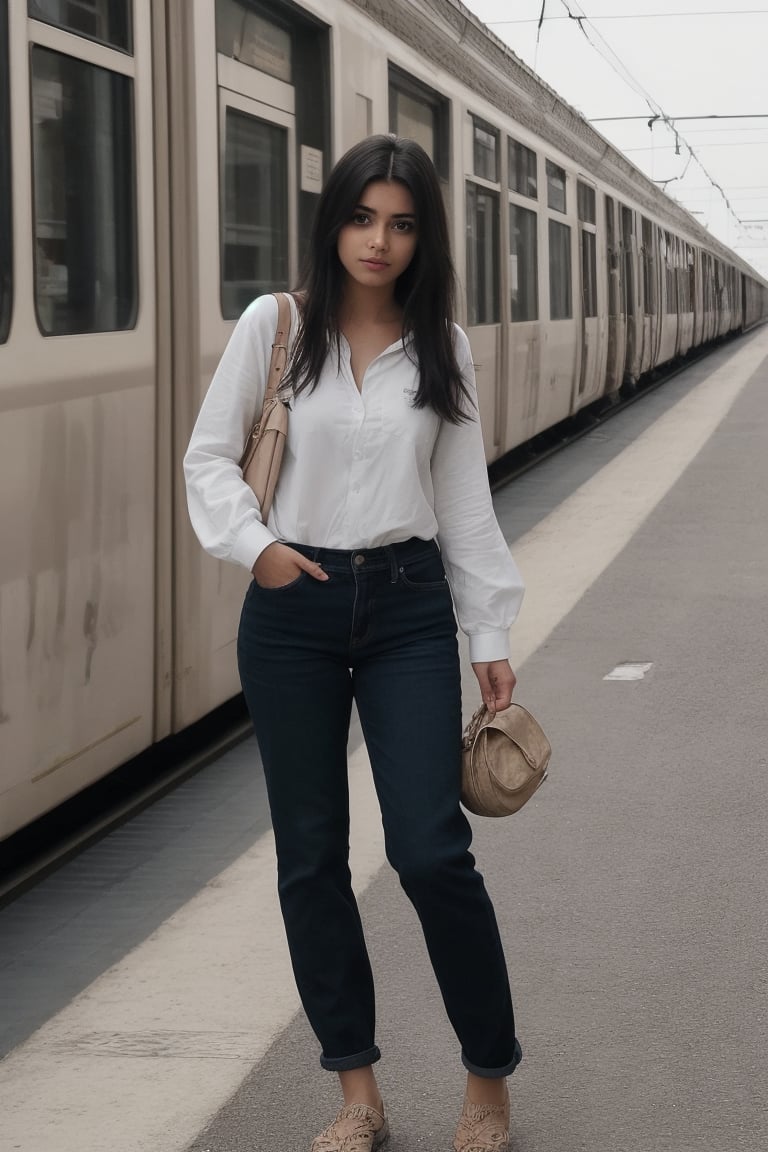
237,536,522,1077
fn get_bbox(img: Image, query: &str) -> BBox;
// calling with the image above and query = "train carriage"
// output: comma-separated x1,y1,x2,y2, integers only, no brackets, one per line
1,0,766,840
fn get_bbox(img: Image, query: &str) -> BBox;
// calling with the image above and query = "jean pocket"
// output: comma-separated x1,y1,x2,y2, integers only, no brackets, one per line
398,553,449,591
252,570,308,593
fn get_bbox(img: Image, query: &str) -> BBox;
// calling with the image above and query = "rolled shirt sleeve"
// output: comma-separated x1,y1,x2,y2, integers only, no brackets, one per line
432,328,525,663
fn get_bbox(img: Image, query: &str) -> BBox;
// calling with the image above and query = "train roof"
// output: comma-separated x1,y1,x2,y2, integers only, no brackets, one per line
357,0,766,284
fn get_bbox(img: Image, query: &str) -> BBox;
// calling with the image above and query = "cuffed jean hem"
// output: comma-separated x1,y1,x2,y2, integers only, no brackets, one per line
461,1038,523,1079
320,1045,382,1072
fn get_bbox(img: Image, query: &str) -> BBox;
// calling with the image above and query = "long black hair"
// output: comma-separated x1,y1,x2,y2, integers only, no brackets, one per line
285,135,471,423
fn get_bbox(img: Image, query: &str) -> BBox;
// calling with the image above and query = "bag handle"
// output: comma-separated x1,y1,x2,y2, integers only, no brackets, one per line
263,291,293,406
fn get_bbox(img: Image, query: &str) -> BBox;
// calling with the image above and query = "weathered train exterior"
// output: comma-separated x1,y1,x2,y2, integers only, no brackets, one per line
1,0,766,840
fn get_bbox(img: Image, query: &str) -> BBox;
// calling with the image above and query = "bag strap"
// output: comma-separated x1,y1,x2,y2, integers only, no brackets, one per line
263,291,293,405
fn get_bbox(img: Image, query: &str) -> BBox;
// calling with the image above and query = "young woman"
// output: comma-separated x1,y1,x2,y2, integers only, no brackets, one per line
184,135,525,1152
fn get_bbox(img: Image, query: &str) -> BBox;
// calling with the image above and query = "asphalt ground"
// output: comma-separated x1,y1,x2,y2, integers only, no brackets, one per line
1,329,767,1152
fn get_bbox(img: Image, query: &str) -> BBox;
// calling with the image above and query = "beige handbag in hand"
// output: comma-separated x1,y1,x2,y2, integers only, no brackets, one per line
461,703,551,817
238,292,293,519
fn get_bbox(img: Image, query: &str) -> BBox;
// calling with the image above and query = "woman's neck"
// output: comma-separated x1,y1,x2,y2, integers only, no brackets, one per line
338,281,402,327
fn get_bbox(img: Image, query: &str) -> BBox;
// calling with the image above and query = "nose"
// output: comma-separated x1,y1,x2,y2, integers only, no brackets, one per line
368,225,388,253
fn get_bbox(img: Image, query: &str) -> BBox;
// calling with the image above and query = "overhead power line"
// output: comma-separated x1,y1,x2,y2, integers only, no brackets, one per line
547,0,750,232
623,141,768,152
589,115,768,122
488,11,768,24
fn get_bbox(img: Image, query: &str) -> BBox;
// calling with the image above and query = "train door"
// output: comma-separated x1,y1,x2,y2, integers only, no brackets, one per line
681,242,695,353
575,179,602,407
465,114,505,462
537,158,578,430
673,237,684,357
604,195,625,394
504,135,541,449
692,248,703,346
170,0,330,731
621,204,640,384
0,1,158,832
640,217,659,373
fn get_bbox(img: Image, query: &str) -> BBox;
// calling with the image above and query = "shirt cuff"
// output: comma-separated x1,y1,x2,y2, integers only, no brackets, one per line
230,520,279,572
468,630,511,663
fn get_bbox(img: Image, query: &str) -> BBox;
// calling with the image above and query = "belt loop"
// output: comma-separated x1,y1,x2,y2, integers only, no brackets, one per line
387,545,398,584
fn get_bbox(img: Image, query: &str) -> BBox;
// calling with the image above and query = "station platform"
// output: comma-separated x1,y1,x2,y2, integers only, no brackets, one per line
1,327,767,1152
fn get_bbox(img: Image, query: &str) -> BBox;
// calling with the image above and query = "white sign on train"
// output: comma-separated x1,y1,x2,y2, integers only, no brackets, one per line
301,146,324,194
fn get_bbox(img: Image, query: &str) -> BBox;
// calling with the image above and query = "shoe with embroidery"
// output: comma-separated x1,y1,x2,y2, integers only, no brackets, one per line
453,1088,510,1151
310,1102,389,1152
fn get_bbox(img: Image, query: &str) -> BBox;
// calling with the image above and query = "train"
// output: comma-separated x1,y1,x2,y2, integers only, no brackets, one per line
1,0,767,841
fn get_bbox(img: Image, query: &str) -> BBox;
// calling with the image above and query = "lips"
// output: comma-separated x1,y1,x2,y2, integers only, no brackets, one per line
361,259,389,269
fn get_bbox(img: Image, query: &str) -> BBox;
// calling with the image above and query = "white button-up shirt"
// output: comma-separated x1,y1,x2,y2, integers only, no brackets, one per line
184,294,524,662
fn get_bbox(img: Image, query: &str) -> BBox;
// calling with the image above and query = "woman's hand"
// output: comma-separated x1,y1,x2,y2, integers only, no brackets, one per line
471,659,517,713
251,542,329,589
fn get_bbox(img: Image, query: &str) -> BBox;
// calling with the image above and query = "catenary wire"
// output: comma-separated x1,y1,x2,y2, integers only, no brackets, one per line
550,0,749,231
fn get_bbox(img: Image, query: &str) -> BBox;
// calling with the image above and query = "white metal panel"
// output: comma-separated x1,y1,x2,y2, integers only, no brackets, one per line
0,0,157,837
504,323,540,450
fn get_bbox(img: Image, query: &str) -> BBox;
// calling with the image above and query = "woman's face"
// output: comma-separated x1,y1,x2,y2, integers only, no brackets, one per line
336,180,418,292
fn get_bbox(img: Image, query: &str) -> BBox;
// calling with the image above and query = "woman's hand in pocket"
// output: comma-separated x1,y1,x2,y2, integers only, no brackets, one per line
251,543,329,589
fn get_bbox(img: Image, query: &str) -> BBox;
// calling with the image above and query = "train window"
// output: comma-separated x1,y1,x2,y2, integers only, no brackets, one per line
577,181,595,224
0,0,11,344
509,203,538,322
641,217,655,315
508,138,537,199
581,230,597,318
621,205,634,243
221,107,289,318
30,46,137,336
216,0,291,83
466,182,499,324
471,116,499,183
28,0,132,54
546,161,566,214
389,65,449,181
393,88,434,154
549,219,572,320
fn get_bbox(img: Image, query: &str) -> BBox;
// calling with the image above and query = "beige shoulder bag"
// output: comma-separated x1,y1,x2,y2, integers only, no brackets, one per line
238,292,293,519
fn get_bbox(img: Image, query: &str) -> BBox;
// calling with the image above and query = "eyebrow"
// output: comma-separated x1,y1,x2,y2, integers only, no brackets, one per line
355,203,416,219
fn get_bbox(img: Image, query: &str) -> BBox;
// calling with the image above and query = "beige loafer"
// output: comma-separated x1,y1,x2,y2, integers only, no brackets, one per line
310,1102,389,1152
453,1088,510,1152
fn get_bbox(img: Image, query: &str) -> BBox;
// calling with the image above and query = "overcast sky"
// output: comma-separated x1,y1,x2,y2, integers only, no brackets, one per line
463,0,768,279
